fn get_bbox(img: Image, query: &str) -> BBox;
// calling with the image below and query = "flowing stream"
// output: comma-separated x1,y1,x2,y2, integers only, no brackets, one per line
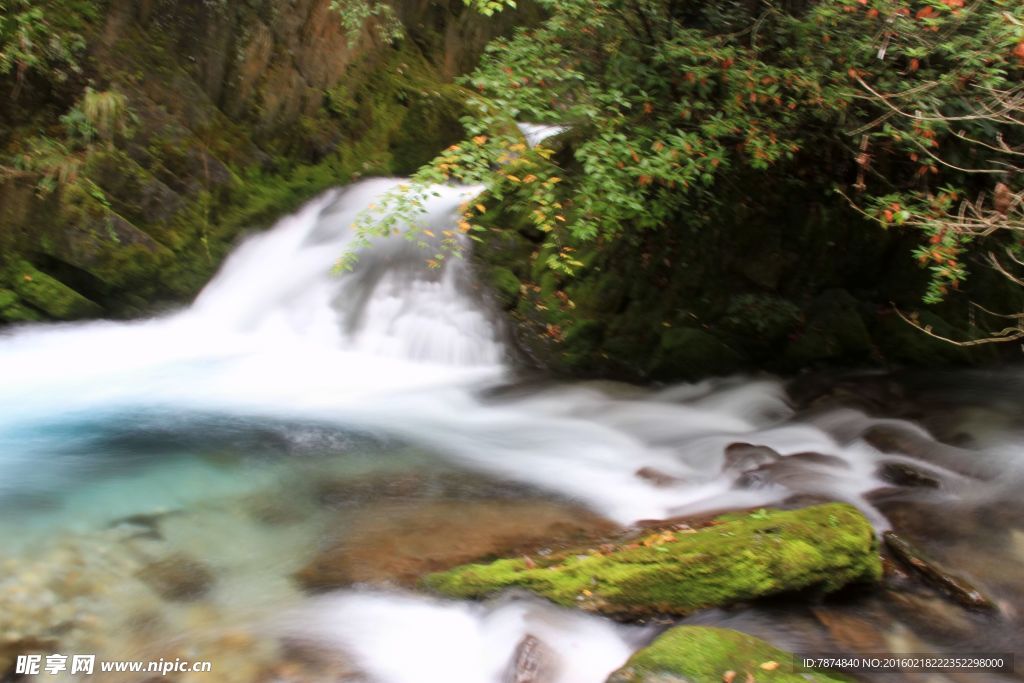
1,175,1023,682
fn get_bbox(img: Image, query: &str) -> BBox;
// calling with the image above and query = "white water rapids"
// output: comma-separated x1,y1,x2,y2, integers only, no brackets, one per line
2,174,1020,682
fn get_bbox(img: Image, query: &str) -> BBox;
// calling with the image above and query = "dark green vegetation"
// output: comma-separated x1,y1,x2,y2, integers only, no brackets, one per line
423,503,882,618
0,0,531,321
3,0,1021,380
606,626,847,683
362,0,1024,380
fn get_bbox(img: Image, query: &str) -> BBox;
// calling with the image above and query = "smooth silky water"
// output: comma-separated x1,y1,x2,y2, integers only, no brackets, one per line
2,176,1023,682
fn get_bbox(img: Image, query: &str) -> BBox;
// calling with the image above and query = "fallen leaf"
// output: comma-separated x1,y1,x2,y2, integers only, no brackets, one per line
723,671,736,683
760,661,779,671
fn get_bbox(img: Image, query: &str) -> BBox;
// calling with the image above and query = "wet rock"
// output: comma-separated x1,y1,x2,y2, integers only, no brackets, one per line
295,500,618,590
260,640,364,683
883,531,995,611
136,554,214,601
107,509,180,540
734,458,842,491
314,469,541,509
876,461,940,489
723,443,781,471
883,591,984,643
784,452,850,468
315,472,427,507
1,636,60,680
811,607,889,654
635,467,683,487
863,426,931,458
605,626,845,682
424,504,882,620
243,495,308,527
504,634,559,683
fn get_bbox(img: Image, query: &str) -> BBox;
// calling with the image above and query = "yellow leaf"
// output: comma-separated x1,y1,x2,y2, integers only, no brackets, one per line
723,672,736,683
423,230,435,237
476,203,487,214
760,661,779,671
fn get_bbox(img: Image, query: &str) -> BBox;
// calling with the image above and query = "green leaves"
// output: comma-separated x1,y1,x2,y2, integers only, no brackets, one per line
0,0,91,87
353,0,1021,311
328,0,403,46
464,0,517,17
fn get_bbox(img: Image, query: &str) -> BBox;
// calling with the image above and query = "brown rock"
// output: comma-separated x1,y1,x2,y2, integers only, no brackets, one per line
634,467,683,487
723,443,781,471
877,461,940,489
811,607,888,653
883,531,995,611
295,500,618,590
136,554,214,601
504,634,559,683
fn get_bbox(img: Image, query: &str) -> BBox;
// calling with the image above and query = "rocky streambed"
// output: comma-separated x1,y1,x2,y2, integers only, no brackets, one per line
2,370,1020,683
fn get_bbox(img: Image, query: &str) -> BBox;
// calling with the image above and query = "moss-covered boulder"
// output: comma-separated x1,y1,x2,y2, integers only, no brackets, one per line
5,261,102,320
607,626,848,683
422,503,881,618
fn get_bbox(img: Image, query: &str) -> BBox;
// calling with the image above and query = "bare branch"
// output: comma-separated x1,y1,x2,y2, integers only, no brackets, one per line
894,306,1024,347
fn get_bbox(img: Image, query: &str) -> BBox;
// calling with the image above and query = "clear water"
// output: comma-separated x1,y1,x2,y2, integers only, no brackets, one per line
1,178,1023,682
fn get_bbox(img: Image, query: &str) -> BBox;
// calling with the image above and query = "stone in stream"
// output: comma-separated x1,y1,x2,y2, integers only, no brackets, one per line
422,503,881,620
136,553,215,601
605,626,847,682
722,443,782,472
107,509,181,540
733,453,848,491
295,500,618,590
882,591,983,643
876,461,940,489
810,606,890,654
635,467,684,487
504,634,560,683
882,531,995,611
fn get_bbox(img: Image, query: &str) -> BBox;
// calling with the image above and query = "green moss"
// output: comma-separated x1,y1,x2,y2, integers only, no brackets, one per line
422,504,881,618
0,287,43,323
488,267,522,309
608,626,848,683
5,261,103,320
650,326,743,380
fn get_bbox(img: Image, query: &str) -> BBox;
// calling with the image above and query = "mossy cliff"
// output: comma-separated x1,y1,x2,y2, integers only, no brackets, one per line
0,0,535,322
474,142,1023,382
607,626,848,683
423,503,881,619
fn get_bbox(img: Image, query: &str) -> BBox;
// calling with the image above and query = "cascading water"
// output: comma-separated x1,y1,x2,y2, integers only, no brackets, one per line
2,174,1023,682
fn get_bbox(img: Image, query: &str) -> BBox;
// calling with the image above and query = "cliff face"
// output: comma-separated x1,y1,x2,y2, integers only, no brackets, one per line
0,0,528,322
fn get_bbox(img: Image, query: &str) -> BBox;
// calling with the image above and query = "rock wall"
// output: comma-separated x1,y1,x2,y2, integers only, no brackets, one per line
0,0,532,322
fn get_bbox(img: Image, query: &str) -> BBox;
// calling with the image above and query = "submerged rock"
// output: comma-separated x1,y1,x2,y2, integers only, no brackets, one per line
605,626,847,683
635,467,684,487
882,531,995,611
422,504,881,619
723,443,782,472
504,634,560,683
136,553,214,601
876,462,940,489
295,500,618,590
